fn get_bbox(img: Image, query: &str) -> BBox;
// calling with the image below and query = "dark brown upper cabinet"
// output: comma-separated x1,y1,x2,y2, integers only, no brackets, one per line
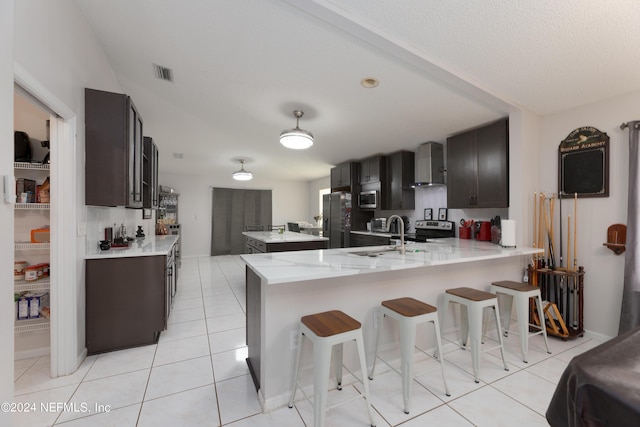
359,155,386,184
330,161,359,192
383,150,415,210
447,118,509,208
143,136,159,209
85,88,144,208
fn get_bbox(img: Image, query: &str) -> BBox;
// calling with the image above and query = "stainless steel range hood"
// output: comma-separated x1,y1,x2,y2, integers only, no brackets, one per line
413,141,445,187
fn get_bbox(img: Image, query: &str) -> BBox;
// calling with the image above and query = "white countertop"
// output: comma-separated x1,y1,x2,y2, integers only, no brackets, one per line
240,238,542,285
86,235,179,259
242,231,328,243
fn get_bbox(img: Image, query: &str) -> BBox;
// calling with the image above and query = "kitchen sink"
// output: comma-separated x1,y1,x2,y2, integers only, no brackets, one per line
349,247,400,257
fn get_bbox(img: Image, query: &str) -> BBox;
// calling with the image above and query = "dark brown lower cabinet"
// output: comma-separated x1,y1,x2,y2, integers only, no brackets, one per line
349,233,391,247
86,255,167,355
245,236,328,253
245,267,261,390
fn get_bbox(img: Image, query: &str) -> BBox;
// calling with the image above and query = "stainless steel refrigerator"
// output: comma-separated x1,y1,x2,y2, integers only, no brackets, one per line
323,192,351,248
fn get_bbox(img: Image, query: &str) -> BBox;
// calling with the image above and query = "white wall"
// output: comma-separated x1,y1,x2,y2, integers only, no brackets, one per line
13,0,124,373
538,91,639,338
1,0,15,421
159,171,312,256
308,176,330,220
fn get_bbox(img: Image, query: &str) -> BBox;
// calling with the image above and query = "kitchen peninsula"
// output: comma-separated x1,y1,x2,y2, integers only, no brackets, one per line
241,239,542,412
242,230,328,253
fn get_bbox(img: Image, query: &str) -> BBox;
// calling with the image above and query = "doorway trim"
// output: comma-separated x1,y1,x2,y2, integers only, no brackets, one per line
14,62,80,377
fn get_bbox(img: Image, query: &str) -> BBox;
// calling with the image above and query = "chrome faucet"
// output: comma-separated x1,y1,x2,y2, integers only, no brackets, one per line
386,215,406,255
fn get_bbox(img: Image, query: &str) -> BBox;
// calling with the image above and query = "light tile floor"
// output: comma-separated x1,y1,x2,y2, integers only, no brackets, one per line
13,255,605,426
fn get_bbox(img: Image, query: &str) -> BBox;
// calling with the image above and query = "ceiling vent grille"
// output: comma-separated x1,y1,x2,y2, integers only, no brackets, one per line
153,63,174,82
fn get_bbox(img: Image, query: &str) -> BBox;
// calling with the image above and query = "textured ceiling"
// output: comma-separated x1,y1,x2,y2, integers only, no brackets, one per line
74,0,640,181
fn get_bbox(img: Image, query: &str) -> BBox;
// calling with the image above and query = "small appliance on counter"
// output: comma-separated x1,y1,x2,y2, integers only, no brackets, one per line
459,219,496,241
371,218,387,233
475,221,492,241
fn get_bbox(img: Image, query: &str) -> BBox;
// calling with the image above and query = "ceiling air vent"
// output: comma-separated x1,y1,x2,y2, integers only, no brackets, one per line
153,63,174,82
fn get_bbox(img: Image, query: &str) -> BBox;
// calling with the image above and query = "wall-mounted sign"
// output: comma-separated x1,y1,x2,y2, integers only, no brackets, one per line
558,126,609,198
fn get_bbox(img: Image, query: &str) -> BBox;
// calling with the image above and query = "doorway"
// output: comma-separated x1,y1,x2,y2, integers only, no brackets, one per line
210,187,272,255
14,65,79,378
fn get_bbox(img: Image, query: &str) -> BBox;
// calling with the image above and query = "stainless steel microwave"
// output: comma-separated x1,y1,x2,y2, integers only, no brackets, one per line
358,190,378,209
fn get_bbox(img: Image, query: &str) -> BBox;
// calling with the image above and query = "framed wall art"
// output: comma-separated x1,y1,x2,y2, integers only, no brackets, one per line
438,208,448,221
559,126,609,198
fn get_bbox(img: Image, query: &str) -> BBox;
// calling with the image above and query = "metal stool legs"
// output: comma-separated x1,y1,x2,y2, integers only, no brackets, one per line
369,298,450,414
490,281,551,363
288,310,376,427
442,288,509,383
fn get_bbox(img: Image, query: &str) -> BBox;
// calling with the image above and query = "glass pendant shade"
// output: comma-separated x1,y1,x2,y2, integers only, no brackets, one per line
280,110,314,149
279,128,314,149
232,160,253,181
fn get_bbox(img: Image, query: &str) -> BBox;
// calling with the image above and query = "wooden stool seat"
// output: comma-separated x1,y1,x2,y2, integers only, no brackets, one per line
491,280,539,293
446,287,496,301
290,310,376,426
301,310,361,337
382,297,437,317
489,281,551,363
371,297,449,413
442,287,508,382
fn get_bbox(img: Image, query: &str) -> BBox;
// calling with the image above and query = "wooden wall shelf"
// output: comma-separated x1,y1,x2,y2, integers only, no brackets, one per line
603,224,626,255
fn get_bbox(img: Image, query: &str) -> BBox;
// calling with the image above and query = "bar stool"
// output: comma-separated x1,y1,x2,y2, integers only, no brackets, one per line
288,310,376,427
490,281,551,363
441,287,509,383
369,297,450,414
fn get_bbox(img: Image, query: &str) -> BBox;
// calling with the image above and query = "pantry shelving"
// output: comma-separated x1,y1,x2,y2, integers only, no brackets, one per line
14,161,51,336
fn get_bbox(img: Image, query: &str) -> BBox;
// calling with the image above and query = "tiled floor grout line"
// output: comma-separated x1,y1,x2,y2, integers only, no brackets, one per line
196,257,225,427
13,255,600,426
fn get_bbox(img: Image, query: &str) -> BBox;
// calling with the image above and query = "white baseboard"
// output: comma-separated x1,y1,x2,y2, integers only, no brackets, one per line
15,347,50,361
583,329,613,343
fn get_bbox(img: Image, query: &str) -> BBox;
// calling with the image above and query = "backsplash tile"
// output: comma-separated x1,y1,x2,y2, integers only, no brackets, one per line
86,206,156,252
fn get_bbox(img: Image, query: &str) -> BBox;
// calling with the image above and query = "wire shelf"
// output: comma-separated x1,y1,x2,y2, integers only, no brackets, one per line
15,203,50,210
14,279,50,292
15,318,50,333
14,242,50,250
14,162,50,171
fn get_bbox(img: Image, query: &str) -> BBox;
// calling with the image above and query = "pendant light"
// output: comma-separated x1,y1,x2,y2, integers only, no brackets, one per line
232,159,253,181
280,110,314,149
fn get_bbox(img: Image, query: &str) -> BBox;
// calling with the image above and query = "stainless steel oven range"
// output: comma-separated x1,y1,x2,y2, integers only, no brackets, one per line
414,220,455,241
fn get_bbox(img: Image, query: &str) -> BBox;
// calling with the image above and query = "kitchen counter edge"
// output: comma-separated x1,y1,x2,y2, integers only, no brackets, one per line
85,235,179,259
241,238,543,285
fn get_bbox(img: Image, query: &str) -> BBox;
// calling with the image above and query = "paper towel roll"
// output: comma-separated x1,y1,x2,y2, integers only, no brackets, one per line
501,219,516,248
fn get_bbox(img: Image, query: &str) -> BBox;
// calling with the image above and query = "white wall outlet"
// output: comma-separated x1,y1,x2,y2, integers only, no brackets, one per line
289,329,300,350
523,268,529,283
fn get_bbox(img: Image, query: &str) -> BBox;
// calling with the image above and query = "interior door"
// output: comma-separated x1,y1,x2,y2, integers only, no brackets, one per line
211,188,272,255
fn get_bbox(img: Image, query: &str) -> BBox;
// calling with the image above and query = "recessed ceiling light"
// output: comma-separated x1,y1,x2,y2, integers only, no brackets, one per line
173,153,183,159
360,77,379,88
